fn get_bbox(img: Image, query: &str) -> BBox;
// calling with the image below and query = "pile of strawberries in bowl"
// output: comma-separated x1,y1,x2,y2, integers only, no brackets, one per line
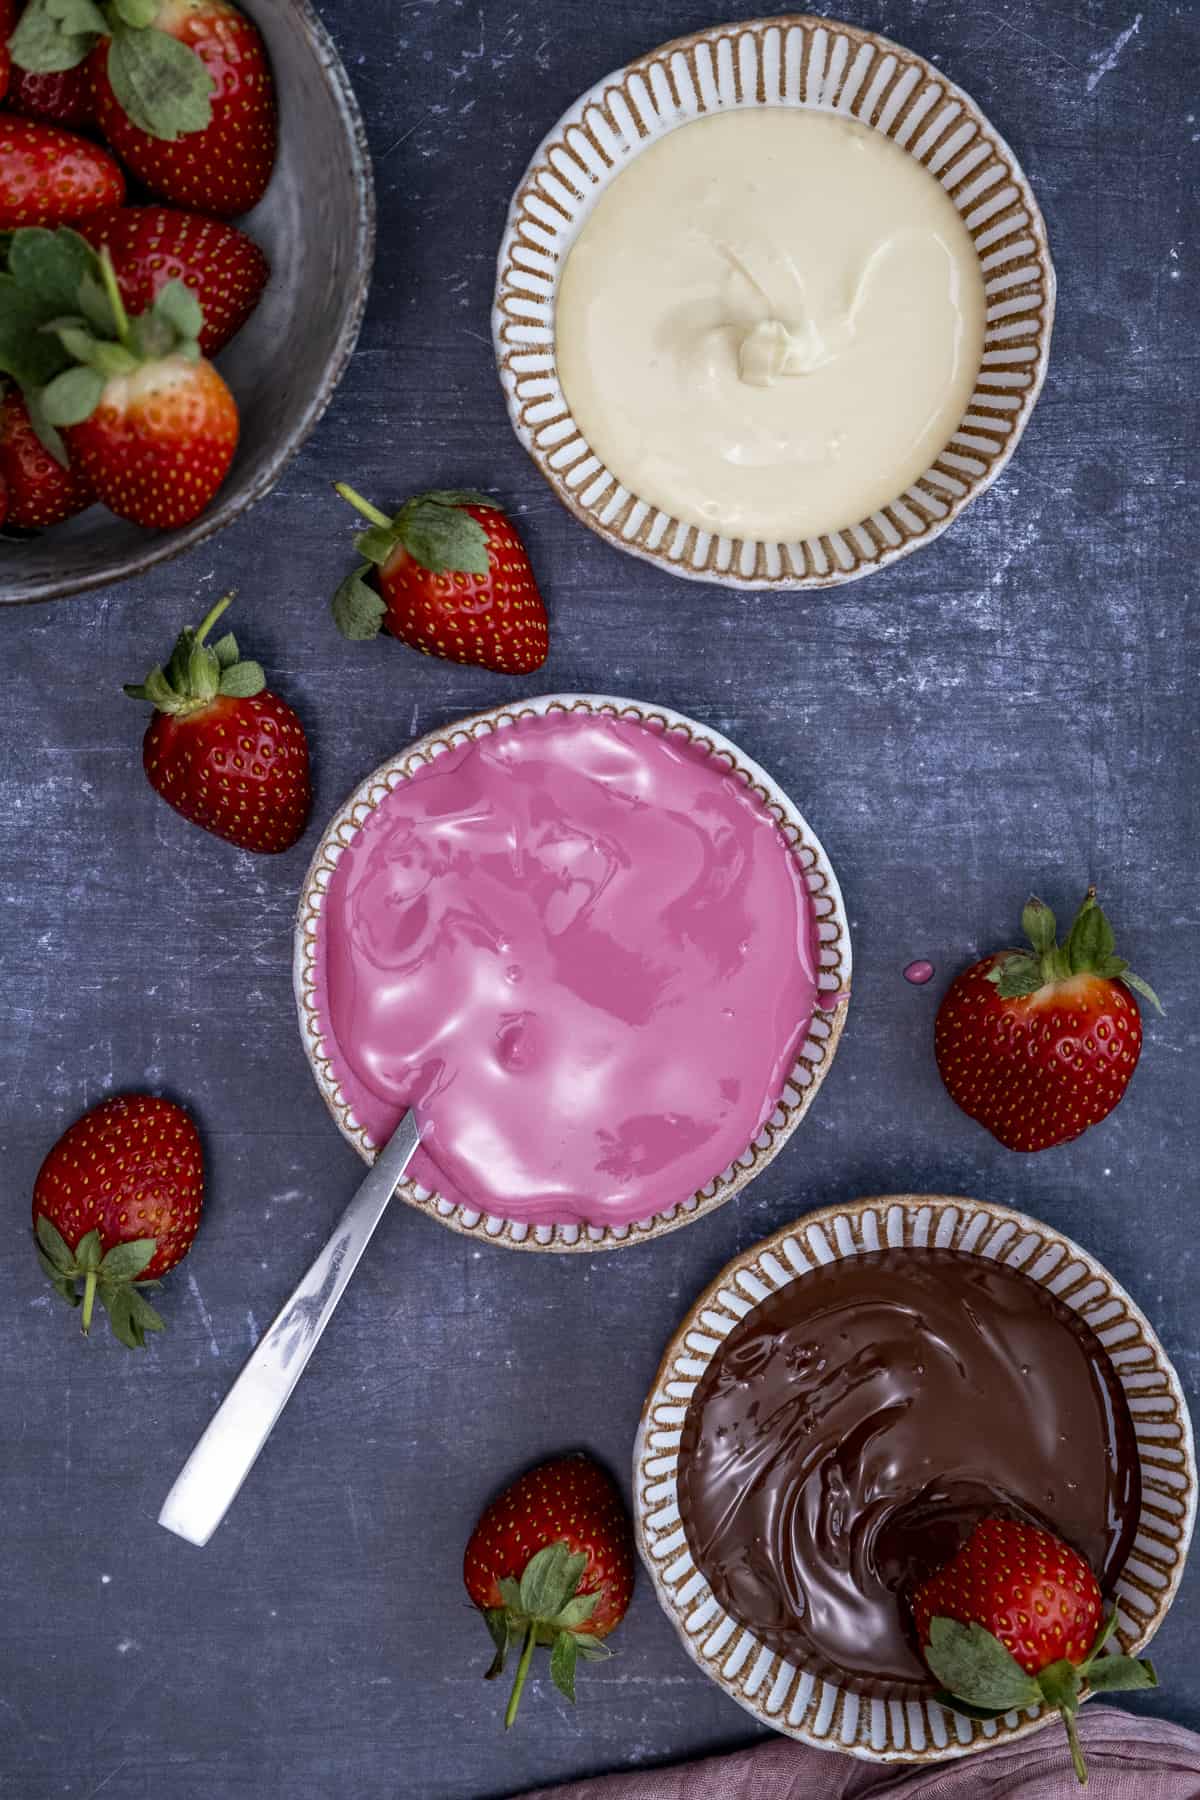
0,0,373,601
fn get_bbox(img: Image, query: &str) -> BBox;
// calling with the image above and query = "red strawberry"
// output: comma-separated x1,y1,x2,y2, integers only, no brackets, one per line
0,117,124,228
0,469,7,527
125,592,312,854
912,1518,1157,1783
66,352,238,528
464,1456,634,1728
934,889,1161,1152
89,0,277,217
8,63,95,128
78,206,269,356
332,485,550,674
0,387,95,529
32,1094,204,1348
6,0,94,123
38,248,238,528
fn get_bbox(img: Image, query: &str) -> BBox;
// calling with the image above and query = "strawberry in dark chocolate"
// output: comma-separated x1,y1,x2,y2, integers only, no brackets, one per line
914,1519,1156,1783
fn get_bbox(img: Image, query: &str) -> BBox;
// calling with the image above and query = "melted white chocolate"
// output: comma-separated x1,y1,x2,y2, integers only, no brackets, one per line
555,108,986,543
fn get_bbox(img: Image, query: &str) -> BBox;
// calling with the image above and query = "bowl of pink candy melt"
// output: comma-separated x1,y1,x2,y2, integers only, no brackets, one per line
294,694,851,1250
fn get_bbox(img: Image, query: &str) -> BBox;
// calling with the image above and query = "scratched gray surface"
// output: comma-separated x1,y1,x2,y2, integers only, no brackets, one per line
0,3,1197,1797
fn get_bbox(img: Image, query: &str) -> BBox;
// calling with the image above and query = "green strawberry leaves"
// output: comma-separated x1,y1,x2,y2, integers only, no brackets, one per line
149,278,203,344
99,1281,166,1350
110,0,160,28
1,232,210,445
38,366,106,429
1022,897,1057,957
105,25,215,141
988,887,1164,1015
331,485,501,638
8,227,96,317
1082,1654,1158,1694
8,0,106,73
332,565,387,640
476,1537,613,1729
0,228,97,411
33,1214,162,1348
396,495,491,576
1118,969,1164,1013
549,1631,577,1703
927,1612,1157,1786
124,593,266,717
217,659,266,699
11,1,215,142
519,1542,586,1618
991,955,1043,999
924,1617,1042,1711
1067,892,1114,971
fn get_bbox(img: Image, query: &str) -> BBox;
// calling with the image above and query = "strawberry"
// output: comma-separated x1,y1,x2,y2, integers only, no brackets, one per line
78,206,269,356
934,889,1161,1152
125,592,312,853
332,485,550,675
912,1518,1157,1783
0,469,7,526
8,63,95,129
10,0,276,217
464,1456,634,1727
34,246,238,528
0,117,124,228
0,386,95,528
6,0,94,123
92,0,276,216
32,1094,204,1348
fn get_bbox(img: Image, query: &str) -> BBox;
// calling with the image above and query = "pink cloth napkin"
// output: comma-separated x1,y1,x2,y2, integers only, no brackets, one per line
516,1708,1200,1799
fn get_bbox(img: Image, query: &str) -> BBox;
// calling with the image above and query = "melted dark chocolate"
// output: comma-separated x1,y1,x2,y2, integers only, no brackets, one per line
677,1248,1139,1695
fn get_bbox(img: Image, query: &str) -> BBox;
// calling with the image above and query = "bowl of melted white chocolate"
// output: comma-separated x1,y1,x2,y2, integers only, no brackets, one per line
495,15,1055,588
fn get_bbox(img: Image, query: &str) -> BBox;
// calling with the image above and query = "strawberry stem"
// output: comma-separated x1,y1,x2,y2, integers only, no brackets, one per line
194,593,234,647
334,482,391,530
98,247,131,348
504,1621,537,1731
80,1267,98,1336
1062,1706,1088,1786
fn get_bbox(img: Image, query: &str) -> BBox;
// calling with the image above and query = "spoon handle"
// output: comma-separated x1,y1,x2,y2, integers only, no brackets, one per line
158,1111,421,1546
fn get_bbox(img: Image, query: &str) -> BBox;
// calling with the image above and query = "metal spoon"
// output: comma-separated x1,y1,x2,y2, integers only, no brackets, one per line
158,1111,421,1546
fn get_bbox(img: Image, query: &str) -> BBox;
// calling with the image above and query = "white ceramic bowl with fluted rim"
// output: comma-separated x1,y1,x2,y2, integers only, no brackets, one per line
635,1193,1195,1762
293,694,850,1252
494,14,1055,590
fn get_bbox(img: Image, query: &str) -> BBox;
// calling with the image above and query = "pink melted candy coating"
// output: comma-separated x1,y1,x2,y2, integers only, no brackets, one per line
313,712,819,1227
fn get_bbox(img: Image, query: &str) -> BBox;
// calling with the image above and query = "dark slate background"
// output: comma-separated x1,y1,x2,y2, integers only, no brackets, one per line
1,2,1197,1796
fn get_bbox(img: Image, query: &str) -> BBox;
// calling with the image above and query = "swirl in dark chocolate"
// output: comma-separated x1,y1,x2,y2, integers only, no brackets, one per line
677,1248,1139,1695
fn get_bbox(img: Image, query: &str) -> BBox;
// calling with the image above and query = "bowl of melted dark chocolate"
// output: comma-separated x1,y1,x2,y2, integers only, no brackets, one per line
636,1196,1194,1764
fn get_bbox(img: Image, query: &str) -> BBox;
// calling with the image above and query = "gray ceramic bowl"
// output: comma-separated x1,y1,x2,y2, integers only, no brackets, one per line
0,0,375,606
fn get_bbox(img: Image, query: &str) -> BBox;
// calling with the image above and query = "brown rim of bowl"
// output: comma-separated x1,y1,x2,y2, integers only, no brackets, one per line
635,1193,1196,1761
0,0,376,609
494,13,1056,590
293,693,852,1252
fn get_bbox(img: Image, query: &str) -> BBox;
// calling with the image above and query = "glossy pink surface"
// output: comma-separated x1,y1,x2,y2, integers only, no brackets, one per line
313,711,819,1226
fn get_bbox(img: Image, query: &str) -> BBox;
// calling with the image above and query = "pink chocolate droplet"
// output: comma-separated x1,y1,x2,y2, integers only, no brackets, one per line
904,959,935,986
